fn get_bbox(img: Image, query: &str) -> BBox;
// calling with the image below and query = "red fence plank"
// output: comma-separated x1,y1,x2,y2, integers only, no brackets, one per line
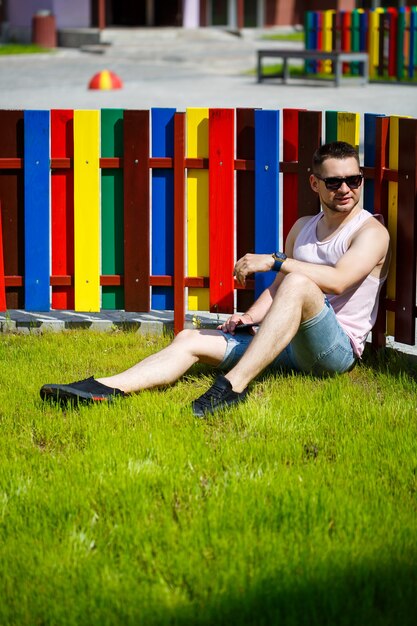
209,109,235,313
236,108,255,312
123,110,150,311
174,113,186,335
388,8,398,77
51,110,74,309
0,111,24,309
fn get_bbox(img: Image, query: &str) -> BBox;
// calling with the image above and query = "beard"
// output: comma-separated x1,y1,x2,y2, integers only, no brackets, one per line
321,195,359,213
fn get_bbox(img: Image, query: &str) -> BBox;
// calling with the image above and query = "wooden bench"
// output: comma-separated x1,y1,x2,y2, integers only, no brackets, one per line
257,49,369,87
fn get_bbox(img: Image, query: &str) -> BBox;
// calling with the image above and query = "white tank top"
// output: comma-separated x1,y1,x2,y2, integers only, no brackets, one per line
293,210,385,357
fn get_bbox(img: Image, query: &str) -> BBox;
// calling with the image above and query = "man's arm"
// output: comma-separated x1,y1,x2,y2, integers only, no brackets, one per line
217,276,283,333
218,217,309,334
234,218,389,296
280,220,389,294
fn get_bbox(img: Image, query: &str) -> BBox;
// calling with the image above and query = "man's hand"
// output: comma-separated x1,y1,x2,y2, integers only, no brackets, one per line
234,253,274,285
218,313,256,335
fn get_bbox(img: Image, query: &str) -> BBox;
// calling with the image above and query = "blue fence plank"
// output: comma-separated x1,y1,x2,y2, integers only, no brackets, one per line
409,9,417,79
254,110,280,299
24,110,50,311
359,10,368,51
151,107,176,310
364,112,384,215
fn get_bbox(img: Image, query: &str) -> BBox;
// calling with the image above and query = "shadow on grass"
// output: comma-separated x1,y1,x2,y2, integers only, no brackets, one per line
361,344,417,378
170,558,417,626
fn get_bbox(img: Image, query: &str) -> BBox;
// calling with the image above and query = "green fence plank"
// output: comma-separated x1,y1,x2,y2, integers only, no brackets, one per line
325,111,338,143
101,108,124,310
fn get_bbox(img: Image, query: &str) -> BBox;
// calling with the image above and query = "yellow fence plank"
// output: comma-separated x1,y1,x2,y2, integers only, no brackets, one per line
337,112,360,151
386,116,400,335
187,108,209,311
74,110,101,312
323,10,335,74
369,8,385,79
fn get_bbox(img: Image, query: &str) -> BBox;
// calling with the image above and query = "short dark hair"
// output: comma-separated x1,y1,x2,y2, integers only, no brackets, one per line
312,141,360,174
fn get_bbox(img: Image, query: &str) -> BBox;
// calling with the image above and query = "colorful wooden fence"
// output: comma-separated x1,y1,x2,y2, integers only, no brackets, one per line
305,7,417,81
0,108,417,349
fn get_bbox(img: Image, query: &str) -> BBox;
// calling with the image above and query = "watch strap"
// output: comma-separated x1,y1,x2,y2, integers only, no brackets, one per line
271,252,287,272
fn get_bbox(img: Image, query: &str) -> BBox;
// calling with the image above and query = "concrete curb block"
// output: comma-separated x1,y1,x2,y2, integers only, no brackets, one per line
2,310,417,364
0,310,228,335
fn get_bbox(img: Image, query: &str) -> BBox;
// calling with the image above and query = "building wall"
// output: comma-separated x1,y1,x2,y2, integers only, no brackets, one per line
9,0,53,28
8,0,90,29
275,0,303,25
52,0,91,28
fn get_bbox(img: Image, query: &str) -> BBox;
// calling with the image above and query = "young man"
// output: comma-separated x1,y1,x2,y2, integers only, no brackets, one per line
41,141,390,416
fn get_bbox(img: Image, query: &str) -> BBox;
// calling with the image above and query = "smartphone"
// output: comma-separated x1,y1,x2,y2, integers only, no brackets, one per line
234,323,258,333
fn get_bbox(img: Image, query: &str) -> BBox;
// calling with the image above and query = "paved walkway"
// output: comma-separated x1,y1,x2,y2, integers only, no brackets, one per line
0,28,416,116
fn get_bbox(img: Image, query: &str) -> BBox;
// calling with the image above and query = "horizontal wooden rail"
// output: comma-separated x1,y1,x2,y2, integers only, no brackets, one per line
4,274,255,291
0,157,402,183
0,272,404,315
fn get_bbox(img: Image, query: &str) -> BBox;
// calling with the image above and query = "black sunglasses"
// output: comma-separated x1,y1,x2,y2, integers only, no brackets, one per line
314,173,363,191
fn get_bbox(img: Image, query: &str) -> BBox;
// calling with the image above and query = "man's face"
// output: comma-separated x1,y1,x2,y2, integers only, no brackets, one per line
310,156,363,214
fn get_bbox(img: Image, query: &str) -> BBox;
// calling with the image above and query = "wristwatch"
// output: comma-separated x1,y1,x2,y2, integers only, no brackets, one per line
271,251,287,272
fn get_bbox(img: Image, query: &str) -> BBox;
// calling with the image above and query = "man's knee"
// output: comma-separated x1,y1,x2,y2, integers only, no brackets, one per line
173,328,220,348
277,273,325,320
172,328,198,345
279,272,320,295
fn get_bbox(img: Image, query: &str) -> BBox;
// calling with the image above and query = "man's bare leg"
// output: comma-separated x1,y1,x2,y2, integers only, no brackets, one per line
97,329,228,393
224,273,326,392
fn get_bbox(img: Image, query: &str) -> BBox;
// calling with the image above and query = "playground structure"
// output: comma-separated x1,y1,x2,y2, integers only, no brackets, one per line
305,7,417,81
0,107,416,349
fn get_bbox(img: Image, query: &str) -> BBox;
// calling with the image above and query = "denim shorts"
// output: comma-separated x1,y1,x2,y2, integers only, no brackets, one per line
218,298,356,376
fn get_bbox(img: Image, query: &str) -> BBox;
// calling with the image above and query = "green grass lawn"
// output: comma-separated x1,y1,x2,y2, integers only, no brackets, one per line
261,32,305,43
0,43,51,55
1,330,417,625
